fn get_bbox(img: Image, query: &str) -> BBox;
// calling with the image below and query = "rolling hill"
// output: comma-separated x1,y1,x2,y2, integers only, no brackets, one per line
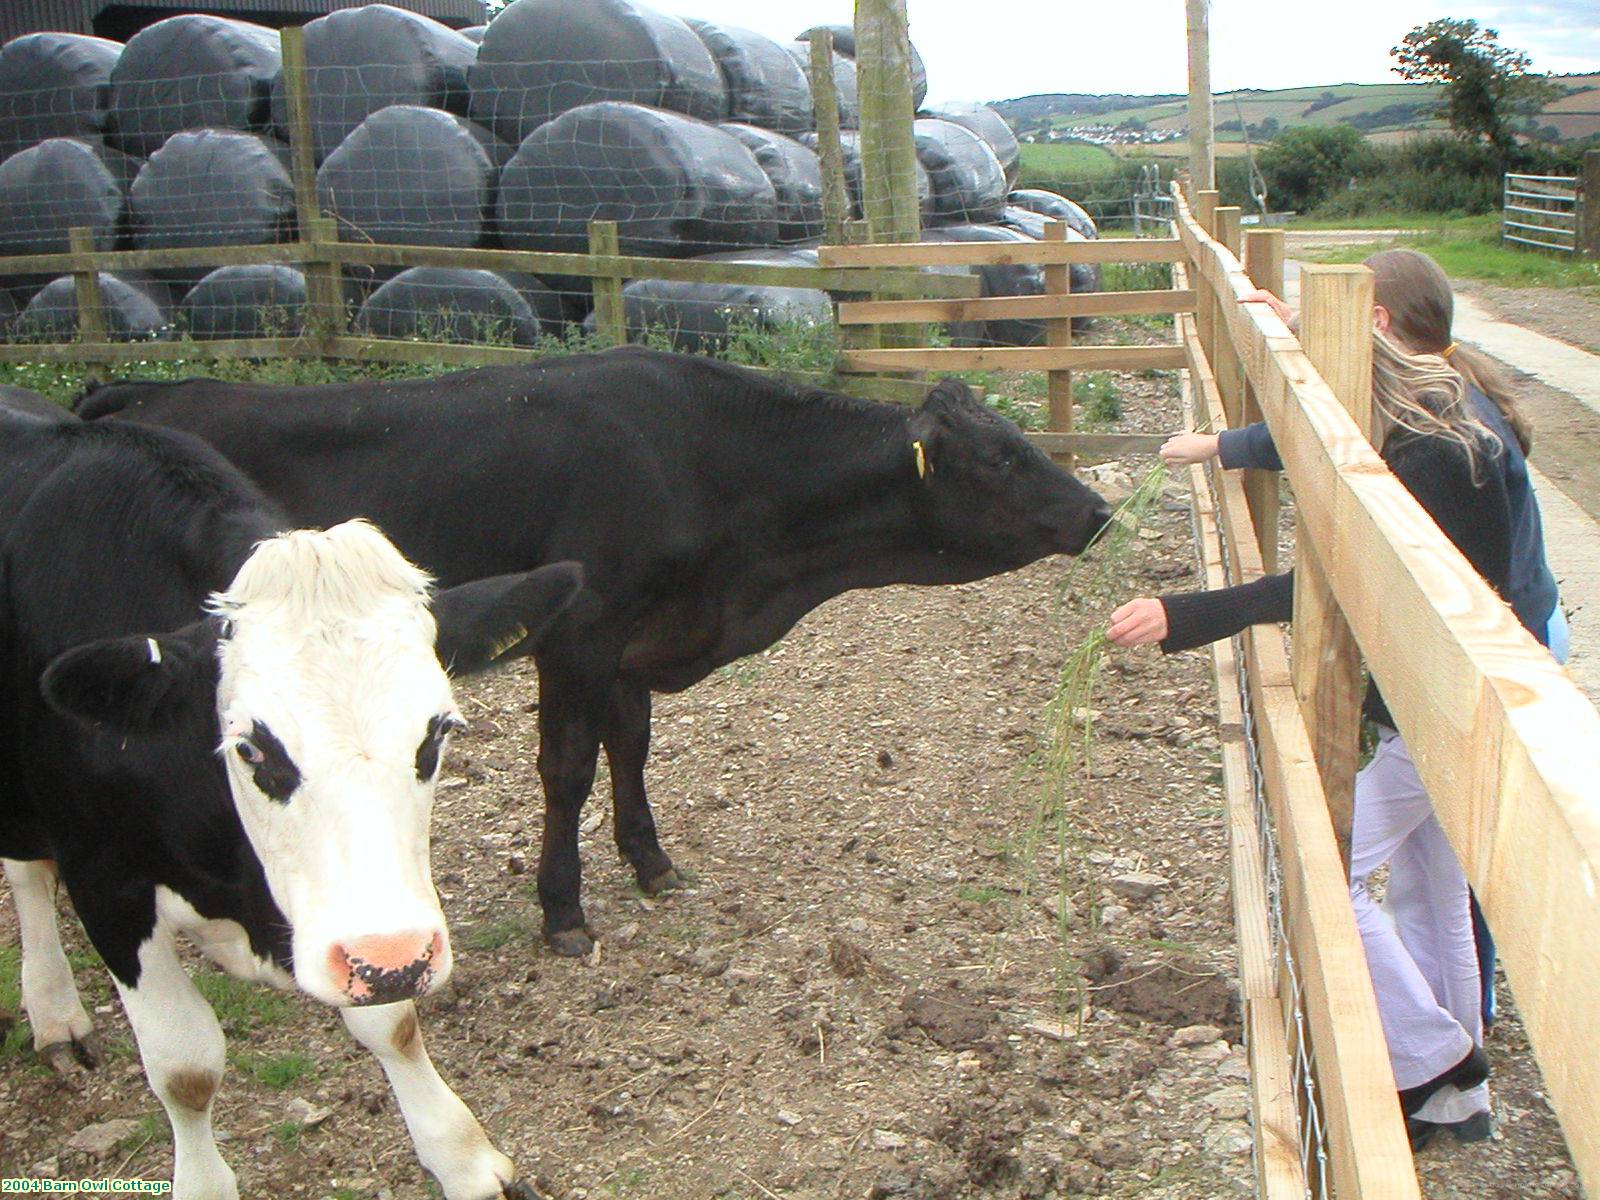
995,74,1600,147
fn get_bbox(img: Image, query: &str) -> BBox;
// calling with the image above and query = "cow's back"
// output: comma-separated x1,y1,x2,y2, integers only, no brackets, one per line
76,353,738,592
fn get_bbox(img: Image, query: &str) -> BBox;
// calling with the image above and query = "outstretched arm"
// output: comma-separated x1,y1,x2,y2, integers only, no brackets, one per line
1108,572,1296,654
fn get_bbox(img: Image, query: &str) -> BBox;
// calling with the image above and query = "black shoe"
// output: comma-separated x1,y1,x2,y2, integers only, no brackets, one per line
1399,1045,1489,1116
1407,1109,1493,1151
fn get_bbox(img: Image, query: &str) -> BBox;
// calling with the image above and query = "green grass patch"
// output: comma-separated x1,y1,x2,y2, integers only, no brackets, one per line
956,884,1003,904
271,1119,303,1149
1018,141,1122,179
461,917,533,952
193,971,298,1036
1297,217,1600,289
1285,212,1493,233
236,1050,317,1089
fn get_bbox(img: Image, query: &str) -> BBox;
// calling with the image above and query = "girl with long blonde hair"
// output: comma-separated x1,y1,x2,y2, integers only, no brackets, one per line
1106,249,1564,1151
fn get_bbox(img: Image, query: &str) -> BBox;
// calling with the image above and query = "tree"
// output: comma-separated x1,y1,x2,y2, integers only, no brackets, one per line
1392,19,1559,163
1257,124,1374,212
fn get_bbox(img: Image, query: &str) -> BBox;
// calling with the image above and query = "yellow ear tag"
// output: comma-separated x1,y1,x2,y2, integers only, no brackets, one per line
913,439,929,479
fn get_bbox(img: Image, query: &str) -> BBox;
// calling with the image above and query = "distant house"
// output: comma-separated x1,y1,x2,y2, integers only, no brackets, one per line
3,0,487,42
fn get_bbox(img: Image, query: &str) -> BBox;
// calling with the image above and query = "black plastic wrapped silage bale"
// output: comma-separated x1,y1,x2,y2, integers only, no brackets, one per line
0,33,122,164
784,42,857,129
129,130,294,285
179,264,307,340
1008,188,1097,240
582,272,831,355
107,16,280,158
318,106,502,252
914,118,1007,226
468,0,728,148
355,267,553,346
495,102,778,259
794,24,927,109
688,21,812,137
918,224,1047,347
16,272,170,342
923,104,1020,189
997,206,1103,302
798,128,932,223
268,5,477,164
722,124,823,243
0,138,126,265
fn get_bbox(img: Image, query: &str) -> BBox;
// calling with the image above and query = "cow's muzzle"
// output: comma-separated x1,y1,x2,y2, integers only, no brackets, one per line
327,930,447,1005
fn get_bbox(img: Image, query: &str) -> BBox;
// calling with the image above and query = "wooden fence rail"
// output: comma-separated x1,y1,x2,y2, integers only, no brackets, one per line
1175,181,1600,1197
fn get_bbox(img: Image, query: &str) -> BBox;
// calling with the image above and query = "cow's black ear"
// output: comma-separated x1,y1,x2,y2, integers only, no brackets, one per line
433,562,584,676
921,377,978,417
41,621,215,734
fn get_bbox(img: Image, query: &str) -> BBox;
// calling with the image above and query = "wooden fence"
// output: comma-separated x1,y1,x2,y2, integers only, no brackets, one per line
1175,179,1600,1198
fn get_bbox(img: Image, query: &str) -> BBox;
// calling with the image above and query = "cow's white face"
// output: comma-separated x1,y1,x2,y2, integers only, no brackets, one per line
211,520,458,1007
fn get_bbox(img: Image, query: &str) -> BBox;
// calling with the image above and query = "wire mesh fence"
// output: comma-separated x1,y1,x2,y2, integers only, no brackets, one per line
0,1,1118,354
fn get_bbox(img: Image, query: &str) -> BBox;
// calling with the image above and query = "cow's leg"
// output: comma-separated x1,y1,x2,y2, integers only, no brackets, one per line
602,682,680,895
2,858,101,1075
535,673,605,956
115,923,237,1200
340,1002,530,1200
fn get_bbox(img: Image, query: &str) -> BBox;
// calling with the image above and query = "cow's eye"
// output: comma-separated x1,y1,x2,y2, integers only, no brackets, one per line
415,713,464,782
235,722,301,804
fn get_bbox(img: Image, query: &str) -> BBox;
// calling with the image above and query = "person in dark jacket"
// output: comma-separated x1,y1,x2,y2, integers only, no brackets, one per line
1108,250,1559,1150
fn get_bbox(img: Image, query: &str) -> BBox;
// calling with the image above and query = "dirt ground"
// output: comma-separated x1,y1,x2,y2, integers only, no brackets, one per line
0,365,1582,1199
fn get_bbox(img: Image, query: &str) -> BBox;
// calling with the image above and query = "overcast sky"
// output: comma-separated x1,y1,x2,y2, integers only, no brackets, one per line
668,1,1600,105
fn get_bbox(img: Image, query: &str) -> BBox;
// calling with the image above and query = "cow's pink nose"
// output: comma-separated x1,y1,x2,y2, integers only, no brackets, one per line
327,931,446,1004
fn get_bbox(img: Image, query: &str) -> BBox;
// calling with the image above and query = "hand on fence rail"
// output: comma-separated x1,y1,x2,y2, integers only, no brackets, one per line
1240,286,1294,326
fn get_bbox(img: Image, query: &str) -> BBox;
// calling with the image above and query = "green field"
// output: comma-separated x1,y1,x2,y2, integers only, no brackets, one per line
1016,141,1122,179
1295,215,1600,289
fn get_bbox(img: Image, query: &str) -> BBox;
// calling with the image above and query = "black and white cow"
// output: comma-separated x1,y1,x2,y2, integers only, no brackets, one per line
79,347,1114,955
1,412,580,1198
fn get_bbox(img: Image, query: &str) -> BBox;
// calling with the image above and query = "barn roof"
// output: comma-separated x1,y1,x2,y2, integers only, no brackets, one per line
3,0,488,43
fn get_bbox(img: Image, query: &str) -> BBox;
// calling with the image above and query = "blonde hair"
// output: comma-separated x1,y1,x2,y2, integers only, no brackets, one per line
1364,249,1531,455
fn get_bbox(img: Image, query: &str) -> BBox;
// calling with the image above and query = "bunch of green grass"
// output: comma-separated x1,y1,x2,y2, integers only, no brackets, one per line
1023,460,1172,1025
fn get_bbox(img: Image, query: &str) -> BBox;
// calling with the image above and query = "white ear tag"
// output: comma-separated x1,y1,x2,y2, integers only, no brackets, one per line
146,637,162,665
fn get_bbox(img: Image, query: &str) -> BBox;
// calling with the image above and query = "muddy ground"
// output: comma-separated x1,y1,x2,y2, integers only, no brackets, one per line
0,359,1583,1199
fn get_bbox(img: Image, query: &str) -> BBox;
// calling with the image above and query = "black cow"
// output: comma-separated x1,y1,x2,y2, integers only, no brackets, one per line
79,347,1113,955
1,411,580,1198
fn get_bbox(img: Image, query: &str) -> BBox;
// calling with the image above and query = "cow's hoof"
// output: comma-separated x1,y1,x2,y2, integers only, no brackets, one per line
546,928,596,958
39,1033,102,1081
502,1181,548,1200
642,867,686,895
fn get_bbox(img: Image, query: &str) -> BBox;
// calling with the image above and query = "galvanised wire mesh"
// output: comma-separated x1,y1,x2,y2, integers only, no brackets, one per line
1192,455,1328,1200
0,1,1112,353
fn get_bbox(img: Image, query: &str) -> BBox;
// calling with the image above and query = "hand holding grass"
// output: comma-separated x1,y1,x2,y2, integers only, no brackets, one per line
1107,597,1169,647
1159,432,1220,467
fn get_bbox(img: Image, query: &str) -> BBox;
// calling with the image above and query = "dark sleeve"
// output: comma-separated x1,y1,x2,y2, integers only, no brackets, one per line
1385,435,1513,598
1216,422,1284,471
1157,571,1295,654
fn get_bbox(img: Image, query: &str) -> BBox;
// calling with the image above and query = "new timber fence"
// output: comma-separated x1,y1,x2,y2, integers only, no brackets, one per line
1174,178,1600,1199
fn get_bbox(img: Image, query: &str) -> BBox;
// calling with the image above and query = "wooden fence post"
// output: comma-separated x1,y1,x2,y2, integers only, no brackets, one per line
588,220,626,347
1194,190,1219,366
68,225,107,381
809,31,851,250
279,27,319,236
854,0,921,248
1581,149,1600,259
1292,264,1375,858
1185,0,1215,193
1213,206,1244,429
1242,227,1285,572
305,216,346,343
1042,219,1074,470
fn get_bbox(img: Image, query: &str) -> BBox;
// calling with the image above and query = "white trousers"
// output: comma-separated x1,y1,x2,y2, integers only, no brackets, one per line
1351,729,1488,1121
